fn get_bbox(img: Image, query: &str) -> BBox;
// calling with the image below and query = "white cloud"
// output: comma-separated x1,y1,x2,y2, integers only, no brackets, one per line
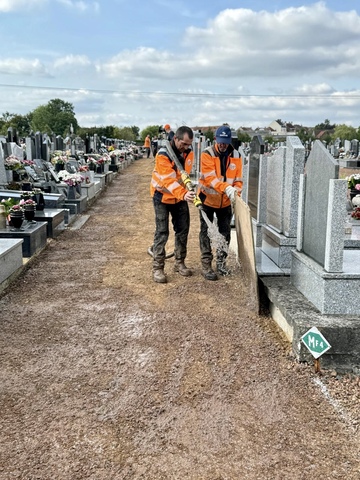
95,3,360,87
0,58,50,77
53,55,91,69
0,0,44,12
56,0,99,13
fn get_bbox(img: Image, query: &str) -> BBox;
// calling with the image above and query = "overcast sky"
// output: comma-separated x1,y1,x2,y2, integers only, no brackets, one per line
1,0,360,132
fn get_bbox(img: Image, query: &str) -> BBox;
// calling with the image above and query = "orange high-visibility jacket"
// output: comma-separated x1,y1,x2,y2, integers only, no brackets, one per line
144,136,151,148
199,144,243,209
150,146,194,204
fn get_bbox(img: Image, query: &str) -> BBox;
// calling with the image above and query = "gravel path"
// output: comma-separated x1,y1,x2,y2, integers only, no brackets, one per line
0,157,359,479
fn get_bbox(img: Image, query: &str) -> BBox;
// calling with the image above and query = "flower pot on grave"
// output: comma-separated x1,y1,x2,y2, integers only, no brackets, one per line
24,204,37,223
9,212,24,230
96,164,104,174
55,163,64,172
67,185,77,199
32,192,45,210
350,188,359,201
88,163,96,171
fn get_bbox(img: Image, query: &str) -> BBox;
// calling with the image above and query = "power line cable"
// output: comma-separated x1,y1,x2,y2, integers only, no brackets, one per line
1,83,360,99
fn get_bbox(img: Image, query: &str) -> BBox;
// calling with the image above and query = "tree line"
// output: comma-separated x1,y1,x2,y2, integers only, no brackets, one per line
2,100,360,145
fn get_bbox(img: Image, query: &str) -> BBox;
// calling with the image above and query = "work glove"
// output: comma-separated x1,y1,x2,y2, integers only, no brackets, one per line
225,185,238,205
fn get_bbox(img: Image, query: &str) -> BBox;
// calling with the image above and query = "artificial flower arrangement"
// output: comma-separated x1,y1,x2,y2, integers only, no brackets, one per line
101,153,111,164
20,199,37,207
351,207,360,220
20,190,35,199
21,159,35,167
8,204,24,215
78,165,89,172
57,171,84,186
50,150,68,165
346,173,360,189
4,155,22,170
86,157,98,166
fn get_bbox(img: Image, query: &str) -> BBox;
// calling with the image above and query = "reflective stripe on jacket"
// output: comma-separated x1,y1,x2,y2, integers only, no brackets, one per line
199,145,243,209
150,146,194,204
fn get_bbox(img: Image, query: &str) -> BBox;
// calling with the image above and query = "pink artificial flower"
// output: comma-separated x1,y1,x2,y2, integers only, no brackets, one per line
355,184,360,191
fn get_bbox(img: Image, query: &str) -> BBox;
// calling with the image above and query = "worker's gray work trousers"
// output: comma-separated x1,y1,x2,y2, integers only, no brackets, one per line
152,194,190,269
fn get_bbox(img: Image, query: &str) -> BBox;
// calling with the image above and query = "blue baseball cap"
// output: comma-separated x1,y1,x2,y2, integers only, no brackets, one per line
215,125,232,144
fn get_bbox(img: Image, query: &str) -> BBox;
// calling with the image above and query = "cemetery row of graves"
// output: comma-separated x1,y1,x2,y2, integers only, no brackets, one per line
1,126,360,371
0,128,144,292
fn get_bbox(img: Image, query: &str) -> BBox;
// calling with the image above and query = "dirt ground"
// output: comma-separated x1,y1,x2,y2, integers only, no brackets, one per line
1,157,360,479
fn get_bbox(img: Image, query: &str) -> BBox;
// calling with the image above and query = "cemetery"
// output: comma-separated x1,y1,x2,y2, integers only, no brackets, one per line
0,127,142,292
1,130,360,478
1,126,360,376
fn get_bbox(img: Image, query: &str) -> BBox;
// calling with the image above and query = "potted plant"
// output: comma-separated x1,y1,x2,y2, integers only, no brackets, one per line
346,173,360,200
58,171,84,199
20,199,37,223
50,151,68,172
351,206,360,221
4,155,22,182
8,204,25,230
31,188,46,211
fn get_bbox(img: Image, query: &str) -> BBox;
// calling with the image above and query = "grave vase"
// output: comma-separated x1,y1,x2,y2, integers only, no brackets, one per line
55,163,64,173
67,185,77,199
24,204,37,223
32,192,45,211
9,212,24,230
96,164,104,174
350,188,360,201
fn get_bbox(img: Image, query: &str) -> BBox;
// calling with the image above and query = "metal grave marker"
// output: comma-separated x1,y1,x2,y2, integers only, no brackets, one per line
301,327,331,359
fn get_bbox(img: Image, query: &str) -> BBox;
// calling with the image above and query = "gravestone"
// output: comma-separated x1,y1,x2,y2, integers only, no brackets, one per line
24,166,41,182
35,132,43,159
11,143,24,160
302,141,339,267
261,136,305,272
26,137,35,161
55,135,64,151
248,135,264,219
7,127,18,144
42,136,51,162
0,144,7,185
291,140,360,314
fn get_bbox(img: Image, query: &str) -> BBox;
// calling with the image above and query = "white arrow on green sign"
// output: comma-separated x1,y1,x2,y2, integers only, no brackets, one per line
301,327,331,359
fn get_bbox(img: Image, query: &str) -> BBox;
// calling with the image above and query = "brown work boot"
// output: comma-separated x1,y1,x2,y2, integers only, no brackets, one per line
174,260,192,277
153,269,167,283
201,260,218,281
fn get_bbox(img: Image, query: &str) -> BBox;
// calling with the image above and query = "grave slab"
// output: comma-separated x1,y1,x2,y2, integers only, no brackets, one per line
291,249,360,314
261,275,360,373
0,238,23,284
33,209,65,237
0,221,47,257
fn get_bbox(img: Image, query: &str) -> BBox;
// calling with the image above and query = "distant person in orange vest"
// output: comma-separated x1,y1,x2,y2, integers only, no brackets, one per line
164,124,174,141
144,134,151,158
